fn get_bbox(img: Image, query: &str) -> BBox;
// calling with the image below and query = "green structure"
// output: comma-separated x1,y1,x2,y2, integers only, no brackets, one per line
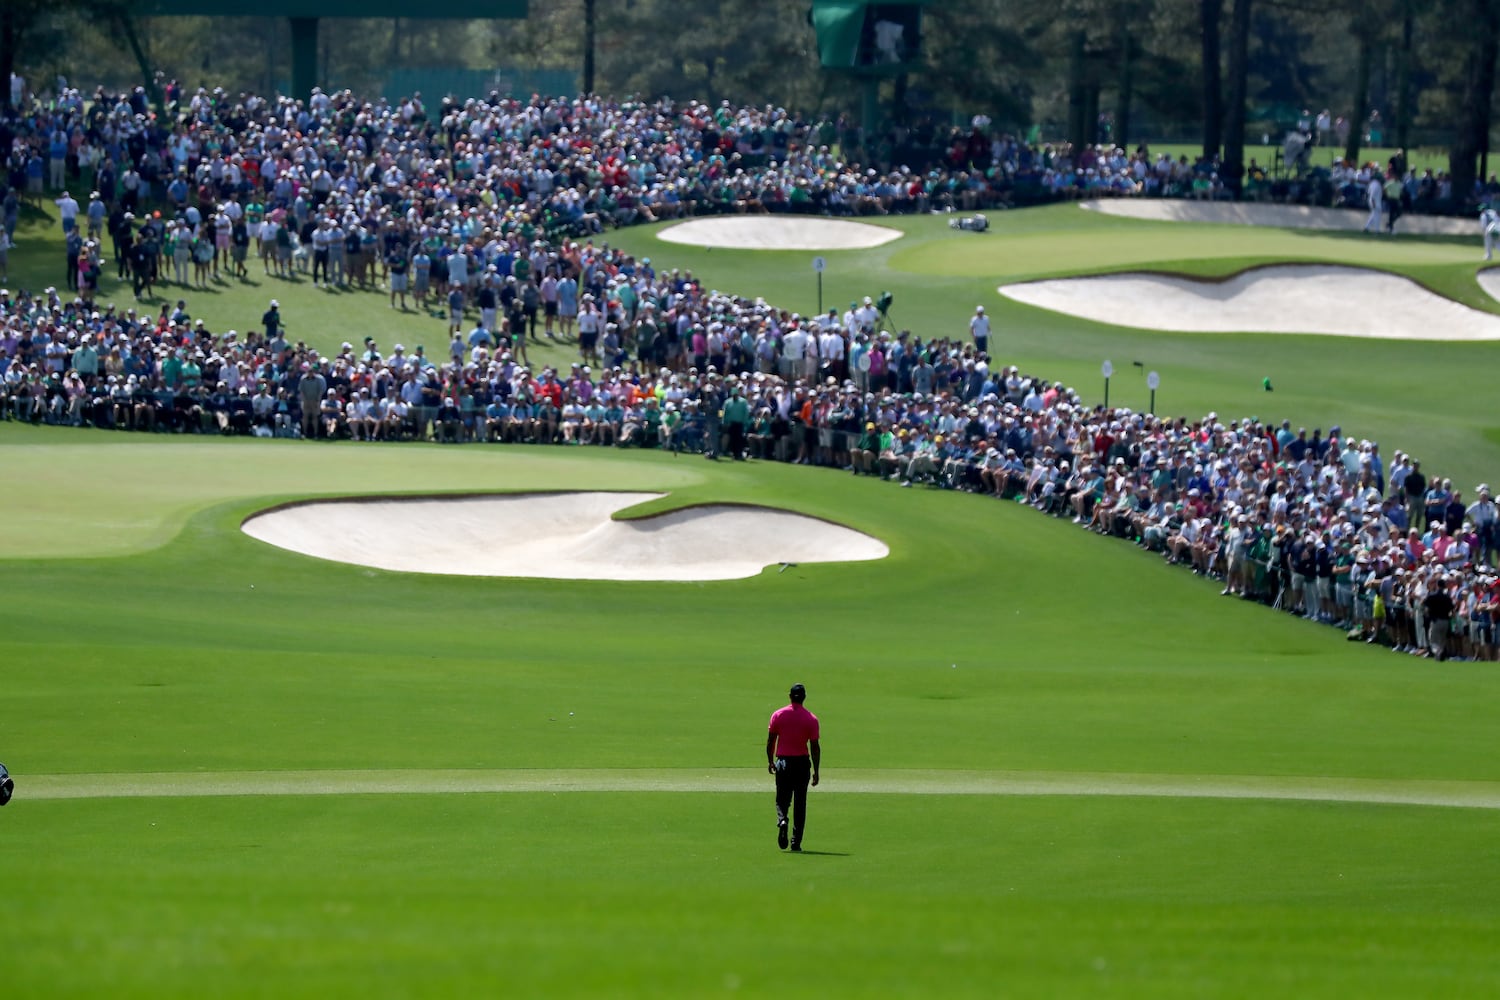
139,0,529,102
808,0,928,127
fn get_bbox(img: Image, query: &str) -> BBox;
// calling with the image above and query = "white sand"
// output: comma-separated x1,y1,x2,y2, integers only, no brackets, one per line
241,491,888,581
1000,265,1500,341
656,216,902,250
1080,198,1480,236
1478,268,1500,304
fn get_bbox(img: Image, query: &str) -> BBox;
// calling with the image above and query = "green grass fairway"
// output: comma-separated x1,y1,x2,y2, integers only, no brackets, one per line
8,794,1500,998
8,194,1500,994
4,435,1500,996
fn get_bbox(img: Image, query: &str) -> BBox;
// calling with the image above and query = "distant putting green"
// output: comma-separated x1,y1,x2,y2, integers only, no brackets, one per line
0,427,699,558
8,195,1500,995
894,224,1483,279
610,205,1500,486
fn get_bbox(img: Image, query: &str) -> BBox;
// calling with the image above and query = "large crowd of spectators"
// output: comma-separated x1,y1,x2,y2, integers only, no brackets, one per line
3,83,1499,661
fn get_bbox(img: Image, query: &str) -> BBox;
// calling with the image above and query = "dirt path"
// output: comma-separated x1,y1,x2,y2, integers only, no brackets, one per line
20,768,1500,810
1080,199,1480,236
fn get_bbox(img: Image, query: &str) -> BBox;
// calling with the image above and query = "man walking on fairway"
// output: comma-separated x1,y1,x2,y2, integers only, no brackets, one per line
1363,171,1384,233
767,683,820,852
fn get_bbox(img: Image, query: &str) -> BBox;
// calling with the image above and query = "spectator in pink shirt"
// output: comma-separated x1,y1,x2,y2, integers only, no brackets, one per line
766,683,821,852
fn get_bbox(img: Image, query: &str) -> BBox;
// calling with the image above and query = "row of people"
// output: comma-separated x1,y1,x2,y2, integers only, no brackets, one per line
5,275,1499,658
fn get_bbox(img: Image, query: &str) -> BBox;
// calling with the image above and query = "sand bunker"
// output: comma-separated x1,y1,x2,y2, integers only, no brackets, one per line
1478,268,1500,304
656,216,902,250
241,492,888,581
1000,265,1500,341
1080,198,1478,236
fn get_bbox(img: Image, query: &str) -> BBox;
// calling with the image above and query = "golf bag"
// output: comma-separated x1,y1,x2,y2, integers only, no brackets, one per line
0,763,12,806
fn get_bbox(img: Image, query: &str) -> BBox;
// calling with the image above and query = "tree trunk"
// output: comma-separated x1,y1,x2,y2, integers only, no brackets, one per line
1067,28,1087,150
583,0,597,95
1114,4,1133,149
1200,0,1223,158
1222,0,1251,195
1450,0,1500,206
1482,32,1499,186
116,11,165,118
0,3,16,114
1344,29,1372,165
266,18,277,97
1393,0,1413,160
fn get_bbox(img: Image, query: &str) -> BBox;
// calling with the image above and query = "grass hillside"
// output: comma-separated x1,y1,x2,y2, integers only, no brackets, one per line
5,199,1500,996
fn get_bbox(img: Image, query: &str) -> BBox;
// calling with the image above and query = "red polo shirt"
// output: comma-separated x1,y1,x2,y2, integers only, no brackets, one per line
768,704,820,757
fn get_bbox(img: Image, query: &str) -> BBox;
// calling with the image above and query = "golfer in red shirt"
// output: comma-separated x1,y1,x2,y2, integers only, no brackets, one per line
766,683,820,852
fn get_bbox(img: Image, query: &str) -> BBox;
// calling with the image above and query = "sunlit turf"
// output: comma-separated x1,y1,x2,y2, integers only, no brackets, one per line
6,793,1500,998
7,189,1500,995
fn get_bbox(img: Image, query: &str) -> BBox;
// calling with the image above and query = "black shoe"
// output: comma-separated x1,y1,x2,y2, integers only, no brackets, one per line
777,819,788,850
789,843,802,852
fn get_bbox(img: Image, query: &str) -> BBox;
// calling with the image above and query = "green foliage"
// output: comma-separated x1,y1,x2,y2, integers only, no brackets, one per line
921,0,1045,127
7,0,1499,157
596,0,824,108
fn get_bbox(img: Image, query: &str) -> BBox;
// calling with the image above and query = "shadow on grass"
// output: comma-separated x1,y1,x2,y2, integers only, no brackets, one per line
1286,227,1477,250
789,850,851,857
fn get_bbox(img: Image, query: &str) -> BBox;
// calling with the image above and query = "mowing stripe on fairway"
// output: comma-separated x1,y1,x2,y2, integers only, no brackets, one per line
18,768,1500,810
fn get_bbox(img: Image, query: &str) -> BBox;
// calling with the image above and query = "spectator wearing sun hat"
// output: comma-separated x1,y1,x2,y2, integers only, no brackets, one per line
85,191,107,241
296,361,325,439
1467,486,1498,565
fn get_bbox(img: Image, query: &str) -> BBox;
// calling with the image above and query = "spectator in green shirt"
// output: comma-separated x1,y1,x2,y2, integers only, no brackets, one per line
722,384,751,461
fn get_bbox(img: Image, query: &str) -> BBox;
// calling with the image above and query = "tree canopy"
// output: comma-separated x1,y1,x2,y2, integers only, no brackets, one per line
5,0,1498,189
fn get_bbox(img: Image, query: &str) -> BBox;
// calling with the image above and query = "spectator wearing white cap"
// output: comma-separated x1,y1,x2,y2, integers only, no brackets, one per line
54,190,79,233
969,305,991,354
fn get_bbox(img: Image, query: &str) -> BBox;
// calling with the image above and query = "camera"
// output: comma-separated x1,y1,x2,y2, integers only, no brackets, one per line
0,763,12,806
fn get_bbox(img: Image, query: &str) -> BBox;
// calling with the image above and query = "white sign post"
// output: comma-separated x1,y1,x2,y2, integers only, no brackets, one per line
1101,360,1114,408
1146,370,1160,413
812,256,826,315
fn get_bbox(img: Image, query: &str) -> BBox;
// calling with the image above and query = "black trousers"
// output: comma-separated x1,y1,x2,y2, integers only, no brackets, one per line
774,755,812,845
